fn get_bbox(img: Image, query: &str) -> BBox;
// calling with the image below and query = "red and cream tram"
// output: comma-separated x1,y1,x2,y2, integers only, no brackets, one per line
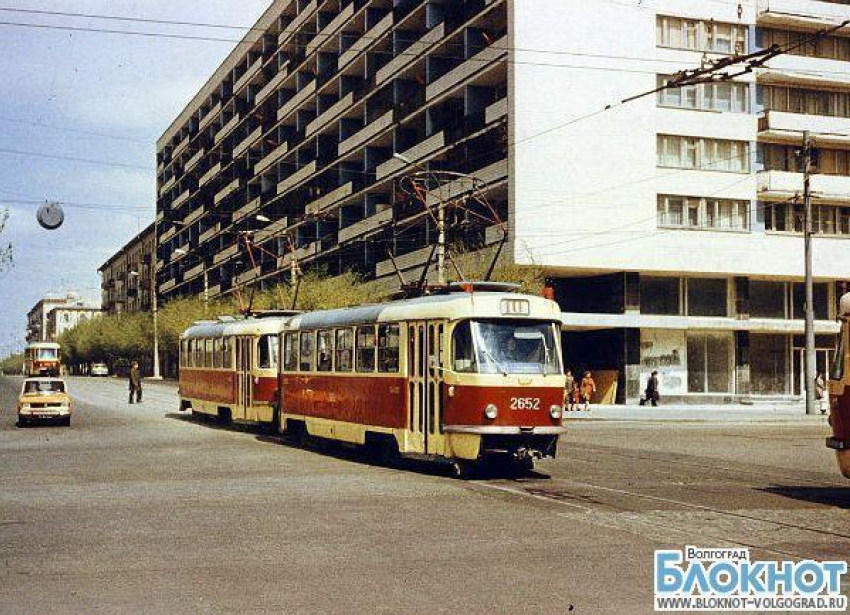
24,342,61,377
275,285,567,473
178,315,290,424
828,292,850,478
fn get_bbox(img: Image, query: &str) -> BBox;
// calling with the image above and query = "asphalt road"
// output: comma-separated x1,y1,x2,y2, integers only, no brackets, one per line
0,376,847,614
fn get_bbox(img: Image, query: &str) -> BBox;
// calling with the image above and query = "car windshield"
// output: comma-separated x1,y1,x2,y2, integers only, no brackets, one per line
23,380,66,395
453,319,562,375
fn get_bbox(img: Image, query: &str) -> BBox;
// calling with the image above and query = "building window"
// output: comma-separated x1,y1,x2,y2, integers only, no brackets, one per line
760,28,850,62
750,281,786,319
658,195,749,231
687,278,728,317
658,76,749,113
764,203,850,236
761,144,850,176
762,85,850,119
750,334,789,395
657,16,748,54
792,282,830,320
687,332,734,393
640,277,681,315
657,135,749,173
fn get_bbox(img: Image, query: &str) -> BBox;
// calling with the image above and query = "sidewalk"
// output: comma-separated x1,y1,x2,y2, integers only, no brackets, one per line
563,404,829,423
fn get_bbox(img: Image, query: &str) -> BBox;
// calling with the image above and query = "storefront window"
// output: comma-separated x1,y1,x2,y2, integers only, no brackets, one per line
640,277,681,315
792,283,829,320
687,332,734,393
687,278,728,317
750,281,786,319
750,334,789,395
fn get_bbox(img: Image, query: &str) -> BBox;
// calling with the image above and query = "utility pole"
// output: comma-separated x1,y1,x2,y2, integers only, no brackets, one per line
436,201,446,286
151,222,162,380
803,131,816,415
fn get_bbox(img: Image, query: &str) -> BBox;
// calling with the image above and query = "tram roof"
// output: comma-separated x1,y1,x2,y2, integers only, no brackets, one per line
287,291,561,330
181,316,290,340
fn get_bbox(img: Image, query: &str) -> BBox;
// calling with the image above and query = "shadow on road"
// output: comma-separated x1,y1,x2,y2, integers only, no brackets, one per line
163,410,545,480
760,486,850,509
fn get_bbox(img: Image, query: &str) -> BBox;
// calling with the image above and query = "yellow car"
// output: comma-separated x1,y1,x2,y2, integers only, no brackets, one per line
18,378,73,427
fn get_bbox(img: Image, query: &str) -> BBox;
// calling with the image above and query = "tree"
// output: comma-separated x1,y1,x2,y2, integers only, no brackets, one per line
0,209,12,273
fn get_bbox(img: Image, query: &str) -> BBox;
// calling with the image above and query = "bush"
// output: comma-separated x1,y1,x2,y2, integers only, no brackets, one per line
1,353,24,374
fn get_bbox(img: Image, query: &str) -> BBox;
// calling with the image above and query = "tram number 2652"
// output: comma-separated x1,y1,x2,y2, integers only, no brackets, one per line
510,397,541,411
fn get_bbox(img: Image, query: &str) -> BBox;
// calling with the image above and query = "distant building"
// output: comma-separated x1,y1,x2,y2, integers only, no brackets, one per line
26,293,100,342
99,223,156,315
47,305,102,342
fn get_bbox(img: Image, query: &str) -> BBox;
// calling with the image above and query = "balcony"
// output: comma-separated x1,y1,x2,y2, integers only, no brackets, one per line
254,142,290,176
233,126,262,158
254,216,289,244
236,268,260,285
375,245,433,278
376,132,445,180
759,110,850,147
278,160,316,194
199,222,221,244
306,2,355,56
161,278,177,293
184,206,204,226
160,175,177,193
214,113,241,144
213,244,240,265
198,101,223,132
185,262,206,281
338,109,393,157
233,196,261,223
172,133,191,159
338,208,393,243
172,188,192,209
338,13,394,70
278,0,317,46
760,55,850,90
278,241,320,267
306,92,355,137
758,169,850,204
233,57,263,94
423,160,509,208
376,24,445,87
198,162,222,189
214,178,241,205
256,69,288,106
426,37,508,101
756,0,850,31
277,80,316,122
306,182,354,215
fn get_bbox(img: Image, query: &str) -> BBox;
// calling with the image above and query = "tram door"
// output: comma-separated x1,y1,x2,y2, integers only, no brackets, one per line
407,322,445,455
236,337,253,420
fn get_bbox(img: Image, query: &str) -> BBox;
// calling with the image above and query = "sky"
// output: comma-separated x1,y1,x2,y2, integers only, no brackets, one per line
0,0,272,357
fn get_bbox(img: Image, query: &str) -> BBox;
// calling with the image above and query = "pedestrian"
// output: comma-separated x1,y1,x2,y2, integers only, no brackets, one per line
816,372,827,415
128,361,142,405
564,370,576,412
640,370,660,407
580,370,596,412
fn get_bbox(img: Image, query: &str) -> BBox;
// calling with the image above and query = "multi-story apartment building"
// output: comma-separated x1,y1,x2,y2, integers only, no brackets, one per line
157,0,850,403
46,305,102,342
100,223,156,315
26,293,99,342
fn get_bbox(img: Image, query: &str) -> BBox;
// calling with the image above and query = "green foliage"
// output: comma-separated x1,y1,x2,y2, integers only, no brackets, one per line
59,312,152,366
1,353,24,374
450,245,546,294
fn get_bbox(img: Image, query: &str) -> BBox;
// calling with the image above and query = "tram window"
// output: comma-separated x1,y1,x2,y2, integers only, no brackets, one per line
221,337,231,369
356,326,377,372
317,330,334,372
299,332,314,371
213,339,222,369
283,332,298,372
452,321,476,373
336,328,354,372
205,339,214,369
378,324,400,373
195,340,202,368
259,335,278,370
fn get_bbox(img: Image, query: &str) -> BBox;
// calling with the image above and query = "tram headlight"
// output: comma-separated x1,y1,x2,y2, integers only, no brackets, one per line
549,404,563,419
484,404,498,420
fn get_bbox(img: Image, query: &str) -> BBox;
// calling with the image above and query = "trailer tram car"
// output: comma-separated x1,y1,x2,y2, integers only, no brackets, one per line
276,285,568,473
24,342,61,377
178,316,290,424
828,291,850,478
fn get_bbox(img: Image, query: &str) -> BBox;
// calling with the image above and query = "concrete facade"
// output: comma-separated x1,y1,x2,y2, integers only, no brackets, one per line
26,293,100,343
99,223,156,315
156,0,850,403
46,306,102,342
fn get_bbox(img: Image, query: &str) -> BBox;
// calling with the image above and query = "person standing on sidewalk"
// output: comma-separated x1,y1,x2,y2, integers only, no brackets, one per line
128,361,142,405
580,370,596,412
564,370,576,412
641,371,660,407
816,372,827,415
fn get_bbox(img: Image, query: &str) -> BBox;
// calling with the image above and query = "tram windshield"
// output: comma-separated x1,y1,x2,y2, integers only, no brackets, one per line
37,348,58,360
453,320,562,375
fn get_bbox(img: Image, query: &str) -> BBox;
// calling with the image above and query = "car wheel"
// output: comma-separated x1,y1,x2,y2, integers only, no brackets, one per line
62,416,71,427
17,416,27,428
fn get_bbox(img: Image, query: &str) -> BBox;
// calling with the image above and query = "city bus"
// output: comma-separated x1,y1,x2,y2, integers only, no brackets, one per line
24,342,61,377
828,292,850,478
